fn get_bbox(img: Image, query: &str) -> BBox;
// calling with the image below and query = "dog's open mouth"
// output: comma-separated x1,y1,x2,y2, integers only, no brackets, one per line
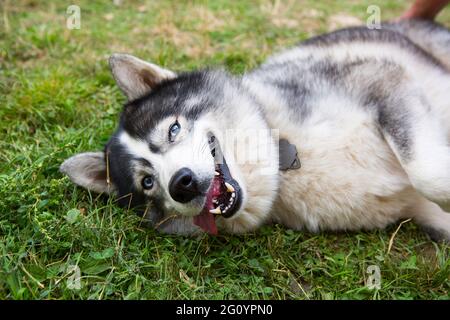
193,134,242,235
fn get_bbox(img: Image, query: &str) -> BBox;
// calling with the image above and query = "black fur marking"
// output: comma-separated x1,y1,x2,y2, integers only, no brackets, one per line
315,59,369,80
134,157,153,169
148,142,161,154
254,58,372,122
266,76,311,120
300,25,445,70
343,60,414,162
362,85,413,162
105,133,147,209
378,104,412,161
250,64,312,121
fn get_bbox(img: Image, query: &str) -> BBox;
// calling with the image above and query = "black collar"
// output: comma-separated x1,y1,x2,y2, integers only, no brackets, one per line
279,138,301,171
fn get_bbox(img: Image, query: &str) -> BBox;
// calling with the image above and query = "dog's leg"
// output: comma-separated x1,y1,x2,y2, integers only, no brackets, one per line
410,197,450,242
378,91,450,212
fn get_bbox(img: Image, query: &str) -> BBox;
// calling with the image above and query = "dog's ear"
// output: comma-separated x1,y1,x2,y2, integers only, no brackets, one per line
60,152,114,194
109,53,176,101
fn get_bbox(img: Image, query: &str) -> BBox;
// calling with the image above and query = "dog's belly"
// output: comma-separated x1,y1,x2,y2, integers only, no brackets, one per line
270,108,416,232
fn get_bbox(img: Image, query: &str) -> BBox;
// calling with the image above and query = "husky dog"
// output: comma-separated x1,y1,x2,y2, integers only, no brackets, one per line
61,20,450,241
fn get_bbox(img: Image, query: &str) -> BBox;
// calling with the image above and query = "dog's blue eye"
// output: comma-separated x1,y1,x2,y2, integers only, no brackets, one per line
142,175,154,190
169,121,181,142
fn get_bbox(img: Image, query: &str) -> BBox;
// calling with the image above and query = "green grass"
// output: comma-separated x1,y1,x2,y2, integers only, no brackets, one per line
1,0,449,300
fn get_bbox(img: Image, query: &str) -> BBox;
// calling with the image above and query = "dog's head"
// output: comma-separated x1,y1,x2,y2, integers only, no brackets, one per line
61,54,279,234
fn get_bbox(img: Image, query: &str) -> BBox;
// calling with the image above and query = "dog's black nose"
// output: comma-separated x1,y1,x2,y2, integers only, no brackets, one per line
169,168,201,203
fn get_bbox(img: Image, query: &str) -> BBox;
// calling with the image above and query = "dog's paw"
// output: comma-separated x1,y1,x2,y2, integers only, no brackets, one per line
422,226,450,243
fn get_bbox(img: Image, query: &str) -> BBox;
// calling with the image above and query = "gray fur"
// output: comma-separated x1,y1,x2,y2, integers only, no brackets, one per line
385,19,450,70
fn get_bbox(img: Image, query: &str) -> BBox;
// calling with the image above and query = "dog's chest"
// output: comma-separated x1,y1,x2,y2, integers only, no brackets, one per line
267,102,414,232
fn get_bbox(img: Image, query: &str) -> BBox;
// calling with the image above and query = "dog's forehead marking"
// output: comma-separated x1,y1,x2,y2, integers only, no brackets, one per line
183,95,205,110
119,131,161,166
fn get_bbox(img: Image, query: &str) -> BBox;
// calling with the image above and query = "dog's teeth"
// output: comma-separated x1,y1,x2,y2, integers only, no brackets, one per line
215,171,220,176
225,182,235,193
209,207,221,215
231,192,236,198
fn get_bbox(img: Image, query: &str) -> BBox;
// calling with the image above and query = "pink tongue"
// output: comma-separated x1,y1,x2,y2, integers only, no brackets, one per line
193,209,218,235
194,173,223,235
